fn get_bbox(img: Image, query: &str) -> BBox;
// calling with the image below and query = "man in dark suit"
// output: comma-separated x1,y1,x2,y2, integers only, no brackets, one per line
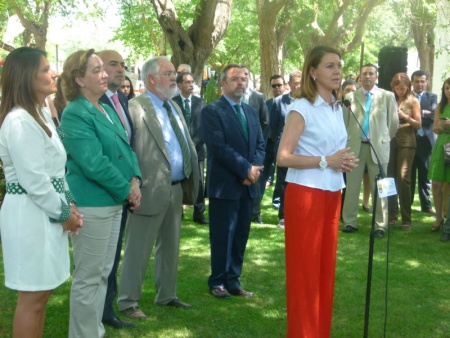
118,56,199,319
270,70,302,228
201,64,265,298
260,75,285,206
173,72,208,224
97,50,135,330
410,70,437,213
241,66,269,224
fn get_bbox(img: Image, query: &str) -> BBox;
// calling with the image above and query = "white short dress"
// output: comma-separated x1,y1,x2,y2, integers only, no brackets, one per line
0,107,70,291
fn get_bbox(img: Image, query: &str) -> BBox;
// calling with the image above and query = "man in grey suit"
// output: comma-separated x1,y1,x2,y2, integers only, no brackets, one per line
342,64,398,238
410,70,437,213
173,72,208,224
241,66,269,224
118,56,199,319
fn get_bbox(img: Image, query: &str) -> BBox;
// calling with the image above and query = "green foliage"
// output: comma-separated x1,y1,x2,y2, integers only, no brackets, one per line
202,76,220,104
113,0,199,61
209,0,260,72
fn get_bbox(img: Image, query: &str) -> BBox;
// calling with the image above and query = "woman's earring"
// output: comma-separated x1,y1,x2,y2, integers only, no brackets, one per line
313,77,316,81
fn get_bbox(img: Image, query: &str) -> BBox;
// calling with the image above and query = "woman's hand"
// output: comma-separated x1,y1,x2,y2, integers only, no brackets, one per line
62,205,83,235
127,180,141,210
327,147,359,172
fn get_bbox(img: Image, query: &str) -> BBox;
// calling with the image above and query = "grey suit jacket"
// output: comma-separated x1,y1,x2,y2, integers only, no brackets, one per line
343,87,399,164
247,90,269,134
128,92,199,214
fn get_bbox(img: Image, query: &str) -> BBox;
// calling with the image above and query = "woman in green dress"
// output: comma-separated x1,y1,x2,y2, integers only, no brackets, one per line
428,77,450,234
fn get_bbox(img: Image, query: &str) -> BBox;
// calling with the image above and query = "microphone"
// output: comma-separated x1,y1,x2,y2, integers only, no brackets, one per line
343,99,386,178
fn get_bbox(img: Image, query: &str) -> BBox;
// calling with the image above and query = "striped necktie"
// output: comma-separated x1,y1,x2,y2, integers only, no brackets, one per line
163,101,192,178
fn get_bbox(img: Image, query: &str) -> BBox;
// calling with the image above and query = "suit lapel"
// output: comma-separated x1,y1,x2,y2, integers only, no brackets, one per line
370,89,382,112
220,96,248,143
354,89,365,116
136,93,170,163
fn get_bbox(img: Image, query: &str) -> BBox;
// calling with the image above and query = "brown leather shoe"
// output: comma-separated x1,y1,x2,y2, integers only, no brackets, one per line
228,288,255,298
120,306,147,320
165,298,192,309
209,287,231,298
423,208,436,215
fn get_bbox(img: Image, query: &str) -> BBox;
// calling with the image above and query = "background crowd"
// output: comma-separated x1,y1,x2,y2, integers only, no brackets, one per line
0,43,449,338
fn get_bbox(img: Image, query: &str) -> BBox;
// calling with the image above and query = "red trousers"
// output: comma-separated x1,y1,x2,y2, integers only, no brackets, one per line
285,183,341,338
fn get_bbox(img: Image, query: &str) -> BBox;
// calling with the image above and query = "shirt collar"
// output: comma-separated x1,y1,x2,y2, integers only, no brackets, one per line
312,94,340,111
223,94,241,109
106,89,118,99
362,85,378,96
146,89,165,108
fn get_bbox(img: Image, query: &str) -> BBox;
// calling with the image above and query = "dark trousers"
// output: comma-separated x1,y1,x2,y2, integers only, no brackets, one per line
193,160,206,218
411,128,434,210
275,166,288,220
208,194,253,290
102,206,128,320
254,138,276,215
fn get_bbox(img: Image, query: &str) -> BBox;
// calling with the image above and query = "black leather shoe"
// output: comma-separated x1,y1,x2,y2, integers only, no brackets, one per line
342,225,357,233
193,216,209,224
441,233,450,242
374,230,385,238
102,316,136,329
166,298,192,309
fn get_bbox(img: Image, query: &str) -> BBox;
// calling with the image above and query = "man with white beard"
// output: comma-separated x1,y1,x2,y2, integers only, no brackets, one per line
117,56,199,319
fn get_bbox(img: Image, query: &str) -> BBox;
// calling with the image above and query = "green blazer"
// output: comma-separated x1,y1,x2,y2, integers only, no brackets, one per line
61,95,141,207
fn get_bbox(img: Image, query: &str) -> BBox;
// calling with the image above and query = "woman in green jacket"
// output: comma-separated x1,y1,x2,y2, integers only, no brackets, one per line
60,49,141,338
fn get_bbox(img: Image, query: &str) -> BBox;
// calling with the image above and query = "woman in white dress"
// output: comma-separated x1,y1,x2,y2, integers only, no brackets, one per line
0,47,82,338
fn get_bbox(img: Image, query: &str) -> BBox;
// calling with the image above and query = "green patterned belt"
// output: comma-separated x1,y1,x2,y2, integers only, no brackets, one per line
6,178,65,194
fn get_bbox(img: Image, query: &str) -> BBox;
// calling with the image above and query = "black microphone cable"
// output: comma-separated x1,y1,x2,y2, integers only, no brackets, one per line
343,99,391,338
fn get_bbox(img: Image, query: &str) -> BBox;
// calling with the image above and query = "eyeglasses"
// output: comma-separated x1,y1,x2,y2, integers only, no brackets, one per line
162,71,177,78
271,83,283,88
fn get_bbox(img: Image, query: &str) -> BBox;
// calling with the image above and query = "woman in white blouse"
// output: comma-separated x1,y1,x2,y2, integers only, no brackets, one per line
0,47,82,338
277,46,358,338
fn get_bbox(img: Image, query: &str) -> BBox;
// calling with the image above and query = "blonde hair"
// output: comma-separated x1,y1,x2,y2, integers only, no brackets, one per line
60,49,96,101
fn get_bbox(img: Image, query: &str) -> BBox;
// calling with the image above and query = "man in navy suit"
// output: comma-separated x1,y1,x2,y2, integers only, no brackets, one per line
270,70,302,228
97,50,135,329
201,64,265,298
410,70,437,213
173,72,208,224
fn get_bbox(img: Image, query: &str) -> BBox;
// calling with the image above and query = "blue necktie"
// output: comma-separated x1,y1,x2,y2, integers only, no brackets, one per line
362,92,372,139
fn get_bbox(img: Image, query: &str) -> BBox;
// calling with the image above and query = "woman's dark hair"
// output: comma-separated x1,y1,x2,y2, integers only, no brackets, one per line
0,47,52,137
438,77,450,112
123,75,135,100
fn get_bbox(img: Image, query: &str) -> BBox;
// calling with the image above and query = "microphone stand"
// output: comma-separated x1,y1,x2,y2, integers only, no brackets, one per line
343,100,386,338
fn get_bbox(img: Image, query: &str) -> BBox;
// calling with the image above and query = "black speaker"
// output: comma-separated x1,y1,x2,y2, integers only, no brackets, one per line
377,46,408,91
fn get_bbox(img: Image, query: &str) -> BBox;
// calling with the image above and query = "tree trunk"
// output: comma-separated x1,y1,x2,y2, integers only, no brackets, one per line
0,41,15,52
11,1,51,50
409,0,436,88
256,0,292,98
152,0,233,85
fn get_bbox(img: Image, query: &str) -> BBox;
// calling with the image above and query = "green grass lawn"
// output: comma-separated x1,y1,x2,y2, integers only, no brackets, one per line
1,185,450,337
